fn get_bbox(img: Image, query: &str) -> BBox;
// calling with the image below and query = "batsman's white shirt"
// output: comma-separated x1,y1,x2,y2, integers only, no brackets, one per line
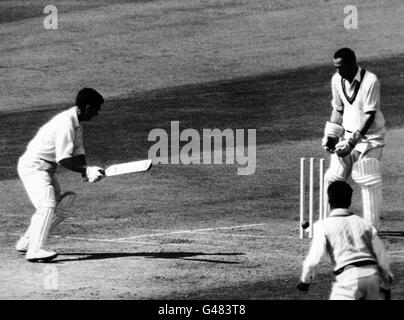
331,67,386,152
18,107,85,209
23,106,85,163
301,209,392,284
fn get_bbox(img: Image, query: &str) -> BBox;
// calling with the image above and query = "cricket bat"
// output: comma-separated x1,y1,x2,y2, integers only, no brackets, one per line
105,159,152,177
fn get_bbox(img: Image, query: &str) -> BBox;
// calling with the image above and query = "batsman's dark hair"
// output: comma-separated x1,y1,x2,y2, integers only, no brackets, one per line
76,88,104,109
327,181,353,209
334,48,356,65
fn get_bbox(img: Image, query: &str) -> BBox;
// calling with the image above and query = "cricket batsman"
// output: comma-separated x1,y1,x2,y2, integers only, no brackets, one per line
16,88,106,262
322,48,386,228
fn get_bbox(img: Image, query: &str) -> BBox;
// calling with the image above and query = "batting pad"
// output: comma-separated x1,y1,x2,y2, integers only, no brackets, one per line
50,191,76,231
352,158,383,228
16,213,38,251
323,162,347,217
24,213,38,239
27,186,57,253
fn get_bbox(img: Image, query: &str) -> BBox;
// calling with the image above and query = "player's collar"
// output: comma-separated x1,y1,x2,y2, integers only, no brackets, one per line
352,67,362,83
329,208,355,217
341,67,366,104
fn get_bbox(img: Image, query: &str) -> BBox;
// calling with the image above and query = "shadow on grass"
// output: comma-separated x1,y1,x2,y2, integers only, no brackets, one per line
152,271,334,300
55,251,244,264
2,54,404,181
156,262,404,300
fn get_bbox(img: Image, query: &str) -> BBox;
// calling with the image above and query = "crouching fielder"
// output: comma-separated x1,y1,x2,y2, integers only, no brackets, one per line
322,48,386,229
16,88,106,262
297,181,393,300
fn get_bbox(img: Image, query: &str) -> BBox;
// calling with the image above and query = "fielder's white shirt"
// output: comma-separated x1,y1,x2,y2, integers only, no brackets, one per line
23,107,85,163
331,67,386,151
301,209,392,283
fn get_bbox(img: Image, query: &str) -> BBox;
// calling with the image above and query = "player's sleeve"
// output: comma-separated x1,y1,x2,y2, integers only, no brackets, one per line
331,75,344,112
363,76,380,113
72,126,86,156
54,121,77,162
301,222,328,283
371,227,393,282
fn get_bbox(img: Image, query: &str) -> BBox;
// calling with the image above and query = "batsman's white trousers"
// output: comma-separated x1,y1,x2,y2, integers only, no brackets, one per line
326,146,383,182
17,155,61,211
330,266,382,300
323,145,383,218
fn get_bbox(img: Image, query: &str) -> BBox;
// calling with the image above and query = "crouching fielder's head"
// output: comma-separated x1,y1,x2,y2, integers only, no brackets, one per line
327,180,353,210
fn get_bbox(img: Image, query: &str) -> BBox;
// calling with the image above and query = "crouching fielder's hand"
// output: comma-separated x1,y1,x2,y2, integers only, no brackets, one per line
296,281,310,292
84,166,105,183
380,272,394,300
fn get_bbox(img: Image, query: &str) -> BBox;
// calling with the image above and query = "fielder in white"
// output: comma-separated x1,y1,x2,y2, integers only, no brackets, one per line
297,181,393,300
16,88,106,262
322,48,386,228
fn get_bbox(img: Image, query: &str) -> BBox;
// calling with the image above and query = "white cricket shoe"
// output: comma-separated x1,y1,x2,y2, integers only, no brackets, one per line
26,249,58,262
15,235,29,253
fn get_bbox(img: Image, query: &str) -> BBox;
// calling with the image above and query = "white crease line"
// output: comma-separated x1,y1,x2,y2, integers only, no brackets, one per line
193,232,273,238
388,250,404,255
109,223,267,241
56,236,206,247
54,235,159,245
51,223,266,243
113,241,197,247
58,237,216,247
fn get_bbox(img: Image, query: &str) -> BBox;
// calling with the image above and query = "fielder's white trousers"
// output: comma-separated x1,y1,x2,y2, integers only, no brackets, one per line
330,266,382,300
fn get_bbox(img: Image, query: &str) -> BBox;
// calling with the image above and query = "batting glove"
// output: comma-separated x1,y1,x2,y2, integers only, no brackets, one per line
322,122,344,153
84,166,105,183
296,281,310,292
334,140,354,157
322,136,339,153
335,130,364,158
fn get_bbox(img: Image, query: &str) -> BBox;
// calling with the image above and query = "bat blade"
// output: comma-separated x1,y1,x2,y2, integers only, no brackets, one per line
105,159,152,177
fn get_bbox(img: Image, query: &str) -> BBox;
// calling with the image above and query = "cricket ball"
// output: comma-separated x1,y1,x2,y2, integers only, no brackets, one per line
301,220,310,229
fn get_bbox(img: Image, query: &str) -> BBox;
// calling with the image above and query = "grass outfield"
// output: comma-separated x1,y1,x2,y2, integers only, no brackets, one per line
0,0,149,23
1,54,404,180
1,0,404,111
